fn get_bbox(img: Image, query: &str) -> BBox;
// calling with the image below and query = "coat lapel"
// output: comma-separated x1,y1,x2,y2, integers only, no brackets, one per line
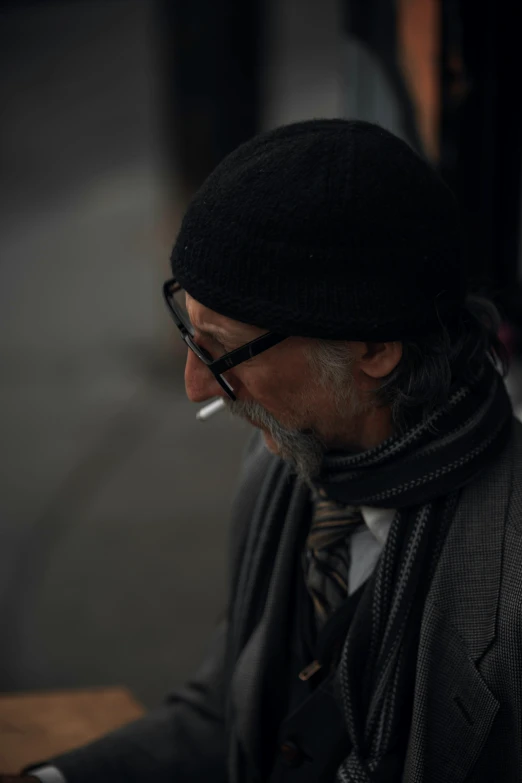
404,431,513,783
404,599,499,783
230,472,311,778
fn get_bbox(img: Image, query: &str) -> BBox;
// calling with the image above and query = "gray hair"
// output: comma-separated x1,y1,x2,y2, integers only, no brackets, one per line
303,339,358,413
304,294,509,431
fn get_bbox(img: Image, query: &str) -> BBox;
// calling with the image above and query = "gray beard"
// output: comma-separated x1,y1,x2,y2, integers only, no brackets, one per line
225,398,326,483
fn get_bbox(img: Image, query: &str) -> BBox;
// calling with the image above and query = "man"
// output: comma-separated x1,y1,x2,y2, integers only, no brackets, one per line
10,120,521,782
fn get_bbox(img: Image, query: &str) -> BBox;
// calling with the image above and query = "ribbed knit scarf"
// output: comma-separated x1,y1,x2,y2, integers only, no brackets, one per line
229,363,512,781
307,363,512,782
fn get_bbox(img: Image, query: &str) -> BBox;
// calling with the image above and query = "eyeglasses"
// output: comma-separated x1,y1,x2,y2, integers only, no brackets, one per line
162,278,287,401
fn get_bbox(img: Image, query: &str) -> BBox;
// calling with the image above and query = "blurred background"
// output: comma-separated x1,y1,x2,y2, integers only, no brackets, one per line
0,0,521,709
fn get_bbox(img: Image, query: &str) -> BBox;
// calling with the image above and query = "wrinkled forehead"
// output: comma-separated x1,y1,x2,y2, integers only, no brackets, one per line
184,290,264,340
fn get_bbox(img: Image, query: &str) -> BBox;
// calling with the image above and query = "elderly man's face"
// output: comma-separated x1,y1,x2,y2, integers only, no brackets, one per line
184,293,400,480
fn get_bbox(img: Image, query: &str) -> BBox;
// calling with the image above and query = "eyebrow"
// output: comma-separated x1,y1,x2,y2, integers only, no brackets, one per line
184,293,245,345
196,325,235,345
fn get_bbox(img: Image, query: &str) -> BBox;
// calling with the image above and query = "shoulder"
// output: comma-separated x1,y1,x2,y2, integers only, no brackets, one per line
464,417,522,512
227,431,283,572
512,417,522,471
506,418,522,530
234,431,281,506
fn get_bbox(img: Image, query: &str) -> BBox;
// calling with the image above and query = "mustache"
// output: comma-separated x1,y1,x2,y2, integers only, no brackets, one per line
225,398,280,428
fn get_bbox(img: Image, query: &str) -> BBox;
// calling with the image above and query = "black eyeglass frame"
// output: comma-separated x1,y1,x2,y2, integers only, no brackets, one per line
163,278,288,401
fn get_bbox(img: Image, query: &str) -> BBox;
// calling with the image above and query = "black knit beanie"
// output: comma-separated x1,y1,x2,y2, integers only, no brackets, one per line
170,119,465,341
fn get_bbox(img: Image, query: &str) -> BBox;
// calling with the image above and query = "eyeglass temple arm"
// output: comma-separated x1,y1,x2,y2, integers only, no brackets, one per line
211,332,287,375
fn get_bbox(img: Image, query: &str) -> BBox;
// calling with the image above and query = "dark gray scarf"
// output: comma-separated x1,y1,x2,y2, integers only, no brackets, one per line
317,364,513,782
228,364,512,781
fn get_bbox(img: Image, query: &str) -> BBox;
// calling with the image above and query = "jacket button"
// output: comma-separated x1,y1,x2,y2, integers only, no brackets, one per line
279,739,304,767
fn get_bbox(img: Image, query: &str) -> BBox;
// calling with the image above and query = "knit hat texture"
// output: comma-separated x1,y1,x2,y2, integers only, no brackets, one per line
170,119,465,341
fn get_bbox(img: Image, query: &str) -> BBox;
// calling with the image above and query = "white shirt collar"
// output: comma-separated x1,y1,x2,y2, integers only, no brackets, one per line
359,506,395,547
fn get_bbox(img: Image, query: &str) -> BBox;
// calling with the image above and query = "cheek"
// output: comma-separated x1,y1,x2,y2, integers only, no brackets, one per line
237,373,278,409
239,366,314,425
232,339,316,417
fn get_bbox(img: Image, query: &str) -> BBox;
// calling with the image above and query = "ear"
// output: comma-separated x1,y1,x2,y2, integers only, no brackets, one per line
354,341,403,382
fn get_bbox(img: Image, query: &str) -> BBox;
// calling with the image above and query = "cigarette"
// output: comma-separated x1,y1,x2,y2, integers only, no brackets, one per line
196,398,226,421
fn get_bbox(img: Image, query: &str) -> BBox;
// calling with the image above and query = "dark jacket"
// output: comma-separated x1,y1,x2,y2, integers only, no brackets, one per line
51,420,522,783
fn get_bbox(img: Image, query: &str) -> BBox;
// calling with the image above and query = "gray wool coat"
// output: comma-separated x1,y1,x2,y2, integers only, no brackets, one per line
51,419,522,783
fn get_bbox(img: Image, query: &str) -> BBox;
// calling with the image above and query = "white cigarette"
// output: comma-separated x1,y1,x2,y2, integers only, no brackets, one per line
196,398,226,421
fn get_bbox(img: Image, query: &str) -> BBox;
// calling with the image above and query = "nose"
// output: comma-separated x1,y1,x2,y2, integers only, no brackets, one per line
184,349,227,403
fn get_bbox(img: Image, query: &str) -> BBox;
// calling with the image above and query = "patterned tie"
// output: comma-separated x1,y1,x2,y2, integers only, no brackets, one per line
303,492,365,628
